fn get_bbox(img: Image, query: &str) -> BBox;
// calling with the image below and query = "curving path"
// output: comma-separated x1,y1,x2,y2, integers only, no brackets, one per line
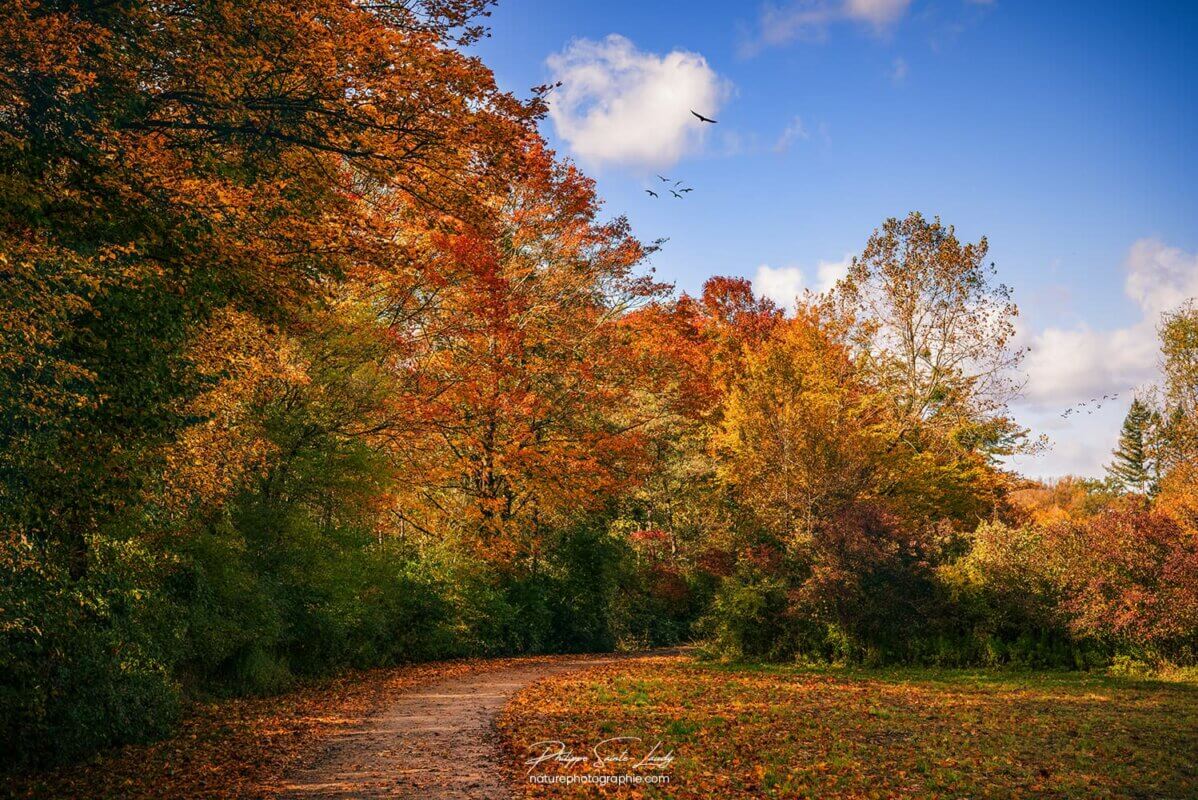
277,654,643,799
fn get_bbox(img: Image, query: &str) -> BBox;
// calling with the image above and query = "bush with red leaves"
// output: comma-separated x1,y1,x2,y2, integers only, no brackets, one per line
1063,509,1198,659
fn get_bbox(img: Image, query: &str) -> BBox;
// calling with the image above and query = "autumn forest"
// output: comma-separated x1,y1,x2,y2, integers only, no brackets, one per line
2,0,1197,797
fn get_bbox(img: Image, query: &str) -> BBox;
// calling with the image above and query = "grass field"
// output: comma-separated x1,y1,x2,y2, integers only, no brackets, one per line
498,656,1198,799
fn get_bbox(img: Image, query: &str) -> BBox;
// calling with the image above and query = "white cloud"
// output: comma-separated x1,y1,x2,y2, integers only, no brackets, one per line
755,264,805,308
814,254,852,292
545,35,730,170
1010,414,1125,480
1011,238,1198,478
1125,238,1198,319
773,116,810,152
846,0,913,26
747,0,912,52
1021,323,1158,407
1020,238,1198,408
754,253,852,308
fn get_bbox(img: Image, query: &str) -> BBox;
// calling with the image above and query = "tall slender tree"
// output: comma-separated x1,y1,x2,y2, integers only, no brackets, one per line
1158,302,1198,466
1154,302,1198,526
830,212,1030,462
390,141,666,561
1107,398,1156,494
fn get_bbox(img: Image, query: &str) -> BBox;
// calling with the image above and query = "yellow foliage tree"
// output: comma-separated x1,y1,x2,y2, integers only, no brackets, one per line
715,306,889,541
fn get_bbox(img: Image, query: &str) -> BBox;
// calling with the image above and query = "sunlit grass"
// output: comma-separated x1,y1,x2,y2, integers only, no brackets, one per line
499,656,1198,799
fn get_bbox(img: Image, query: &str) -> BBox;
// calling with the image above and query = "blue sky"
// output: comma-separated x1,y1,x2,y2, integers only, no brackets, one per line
473,0,1198,478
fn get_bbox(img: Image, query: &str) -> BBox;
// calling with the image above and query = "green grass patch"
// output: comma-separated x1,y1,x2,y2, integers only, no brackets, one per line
498,655,1198,799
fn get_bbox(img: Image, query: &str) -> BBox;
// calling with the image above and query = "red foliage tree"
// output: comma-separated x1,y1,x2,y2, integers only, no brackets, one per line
1063,509,1198,655
386,141,666,560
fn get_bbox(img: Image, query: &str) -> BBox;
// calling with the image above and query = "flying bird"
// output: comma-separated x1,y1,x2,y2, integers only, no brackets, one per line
657,174,670,182
680,187,694,193
670,190,683,199
645,189,658,198
1061,387,1129,418
690,110,717,124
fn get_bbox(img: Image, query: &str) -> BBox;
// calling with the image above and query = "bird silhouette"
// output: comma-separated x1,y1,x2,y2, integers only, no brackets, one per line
680,187,694,193
670,190,683,199
1061,386,1135,419
645,189,658,198
657,174,670,182
690,110,717,124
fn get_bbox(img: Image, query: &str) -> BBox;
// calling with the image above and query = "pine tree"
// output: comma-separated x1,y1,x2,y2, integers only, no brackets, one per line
1107,399,1155,493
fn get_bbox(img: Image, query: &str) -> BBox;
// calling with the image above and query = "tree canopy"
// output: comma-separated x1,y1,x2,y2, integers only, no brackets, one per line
2,0,1195,772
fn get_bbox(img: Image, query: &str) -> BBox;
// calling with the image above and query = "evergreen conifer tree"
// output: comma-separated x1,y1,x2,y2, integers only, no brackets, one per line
1106,398,1155,493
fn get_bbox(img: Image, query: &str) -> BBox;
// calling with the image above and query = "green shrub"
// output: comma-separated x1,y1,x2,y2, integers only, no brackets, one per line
1,499,702,769
0,534,182,767
698,569,793,661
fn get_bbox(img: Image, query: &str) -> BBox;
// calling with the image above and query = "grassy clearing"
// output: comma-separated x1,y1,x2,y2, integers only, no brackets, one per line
498,656,1198,799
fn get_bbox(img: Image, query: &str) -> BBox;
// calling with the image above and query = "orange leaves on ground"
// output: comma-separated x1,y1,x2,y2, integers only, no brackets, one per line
4,657,571,800
497,658,1198,800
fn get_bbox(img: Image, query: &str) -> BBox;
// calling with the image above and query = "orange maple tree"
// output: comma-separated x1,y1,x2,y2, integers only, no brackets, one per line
379,141,666,560
0,0,537,557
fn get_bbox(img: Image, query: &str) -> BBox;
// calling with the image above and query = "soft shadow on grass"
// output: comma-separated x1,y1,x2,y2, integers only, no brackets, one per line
499,655,1198,799
694,658,1198,695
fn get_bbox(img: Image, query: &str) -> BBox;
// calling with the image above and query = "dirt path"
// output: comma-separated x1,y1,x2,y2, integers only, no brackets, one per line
277,654,640,799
